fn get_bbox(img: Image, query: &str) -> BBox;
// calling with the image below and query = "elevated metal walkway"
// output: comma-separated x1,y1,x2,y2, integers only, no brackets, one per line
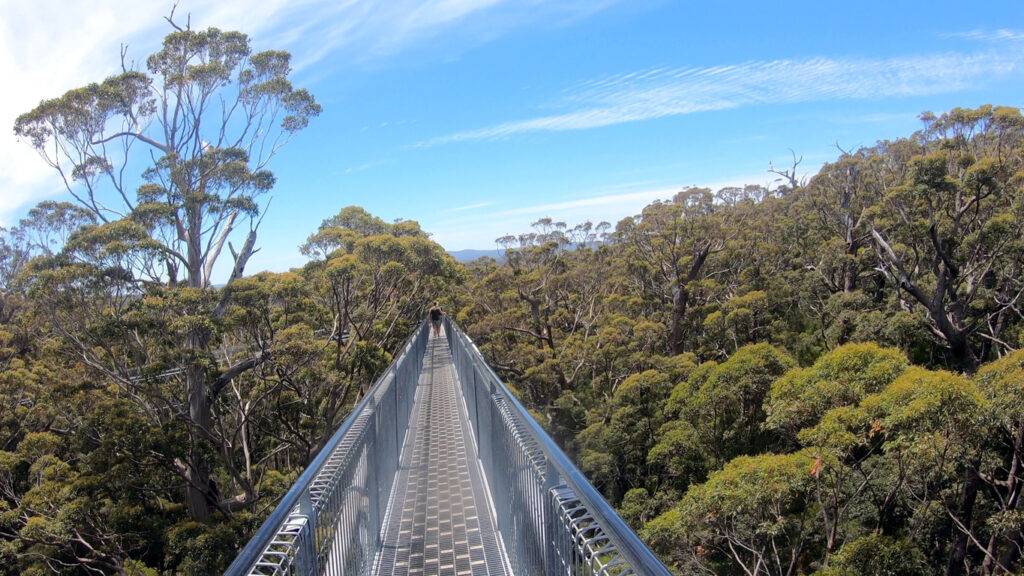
225,320,670,576
376,332,508,575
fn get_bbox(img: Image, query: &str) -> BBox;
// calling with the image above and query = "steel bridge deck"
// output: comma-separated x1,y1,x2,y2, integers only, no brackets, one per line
375,331,510,576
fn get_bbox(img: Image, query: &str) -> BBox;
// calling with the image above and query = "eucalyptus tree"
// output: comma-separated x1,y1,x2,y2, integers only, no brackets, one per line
14,15,320,522
300,206,461,397
802,149,888,295
970,350,1024,575
868,106,1024,372
0,228,31,327
616,187,740,356
764,343,908,564
645,450,818,576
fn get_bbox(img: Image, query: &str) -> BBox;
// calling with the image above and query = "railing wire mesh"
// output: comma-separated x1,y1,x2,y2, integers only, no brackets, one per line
445,318,671,576
226,318,671,576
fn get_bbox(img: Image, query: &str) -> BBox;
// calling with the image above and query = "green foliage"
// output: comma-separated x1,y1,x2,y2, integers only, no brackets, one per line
974,348,1024,433
674,342,796,468
651,451,817,575
454,105,1024,576
5,101,1024,574
577,373,665,501
166,521,241,575
618,488,675,530
970,349,1024,574
122,559,161,576
816,534,929,576
765,342,908,444
638,507,683,564
864,366,981,448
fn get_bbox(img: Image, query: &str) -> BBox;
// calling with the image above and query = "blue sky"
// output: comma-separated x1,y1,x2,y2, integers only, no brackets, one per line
1,0,1022,276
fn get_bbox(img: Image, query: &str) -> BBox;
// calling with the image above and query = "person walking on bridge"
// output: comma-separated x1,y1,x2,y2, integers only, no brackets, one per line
429,301,444,337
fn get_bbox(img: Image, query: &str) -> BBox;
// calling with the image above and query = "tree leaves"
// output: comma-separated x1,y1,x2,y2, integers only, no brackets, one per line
455,106,1024,575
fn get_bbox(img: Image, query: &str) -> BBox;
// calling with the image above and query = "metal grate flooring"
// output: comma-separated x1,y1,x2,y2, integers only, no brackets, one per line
375,331,509,576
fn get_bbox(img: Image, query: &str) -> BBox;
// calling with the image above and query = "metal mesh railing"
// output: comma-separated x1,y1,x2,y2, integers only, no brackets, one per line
224,322,428,576
227,317,670,575
445,318,672,576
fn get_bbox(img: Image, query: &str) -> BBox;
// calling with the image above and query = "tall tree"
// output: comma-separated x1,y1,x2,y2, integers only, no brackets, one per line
617,188,736,356
803,149,887,295
869,106,1024,371
14,15,320,522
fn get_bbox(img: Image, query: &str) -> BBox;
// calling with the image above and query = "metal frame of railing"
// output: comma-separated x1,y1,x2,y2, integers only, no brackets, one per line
227,317,670,576
445,318,672,576
224,321,429,576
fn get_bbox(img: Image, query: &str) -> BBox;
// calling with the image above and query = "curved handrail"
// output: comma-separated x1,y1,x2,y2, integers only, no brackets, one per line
224,321,428,576
226,317,670,575
446,318,672,575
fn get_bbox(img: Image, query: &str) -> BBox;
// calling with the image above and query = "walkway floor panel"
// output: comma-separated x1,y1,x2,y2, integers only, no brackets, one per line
376,333,509,576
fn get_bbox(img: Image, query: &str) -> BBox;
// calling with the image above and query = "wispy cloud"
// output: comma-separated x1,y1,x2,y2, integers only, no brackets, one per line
431,174,774,249
485,188,677,219
420,50,1023,146
343,162,378,175
0,0,164,225
946,29,1024,42
0,0,621,225
191,0,624,70
444,201,494,213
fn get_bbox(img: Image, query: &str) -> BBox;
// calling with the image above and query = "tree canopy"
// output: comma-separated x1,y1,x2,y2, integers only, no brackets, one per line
5,56,1024,576
454,105,1024,576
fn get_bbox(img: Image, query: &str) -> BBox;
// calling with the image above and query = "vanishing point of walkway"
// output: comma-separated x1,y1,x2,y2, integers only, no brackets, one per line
375,331,510,576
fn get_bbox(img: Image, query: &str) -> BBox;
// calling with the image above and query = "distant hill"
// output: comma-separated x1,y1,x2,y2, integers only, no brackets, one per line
448,249,506,262
448,243,606,262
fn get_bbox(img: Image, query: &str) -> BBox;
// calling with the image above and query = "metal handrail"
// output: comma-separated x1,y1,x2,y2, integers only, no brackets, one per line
445,317,672,576
224,321,428,576
227,317,670,575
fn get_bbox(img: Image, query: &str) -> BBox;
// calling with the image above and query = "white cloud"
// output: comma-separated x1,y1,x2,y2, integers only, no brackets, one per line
404,0,505,31
486,188,677,219
192,0,621,70
0,0,166,225
420,50,1023,147
0,0,621,225
430,173,773,250
947,29,1024,42
444,201,494,213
